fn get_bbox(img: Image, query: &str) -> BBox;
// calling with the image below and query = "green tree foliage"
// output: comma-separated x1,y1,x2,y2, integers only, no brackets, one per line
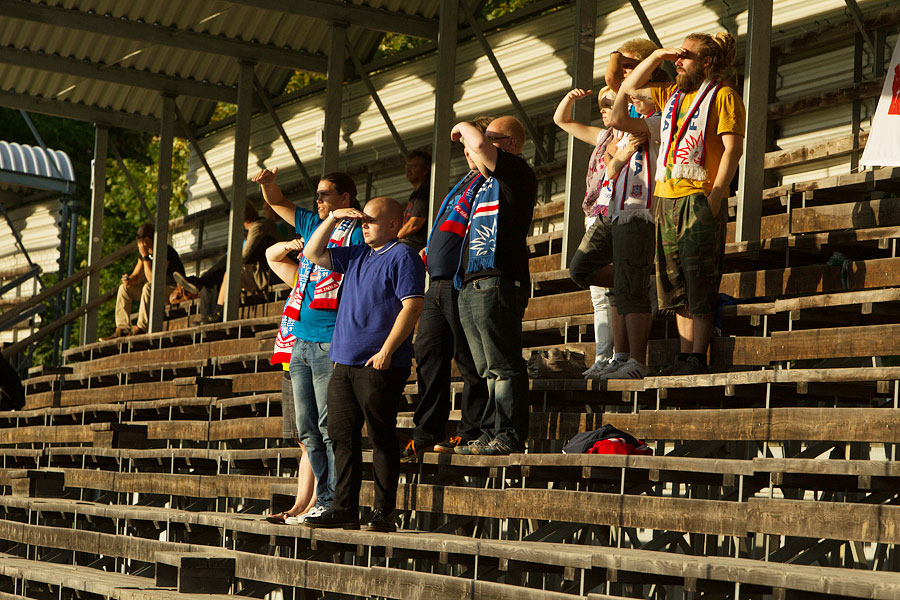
0,108,189,367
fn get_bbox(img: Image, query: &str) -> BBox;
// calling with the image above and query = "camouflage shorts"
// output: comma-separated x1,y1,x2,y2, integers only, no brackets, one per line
655,193,725,316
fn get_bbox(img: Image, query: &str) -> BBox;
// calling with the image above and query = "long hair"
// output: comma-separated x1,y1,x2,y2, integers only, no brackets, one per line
685,31,737,82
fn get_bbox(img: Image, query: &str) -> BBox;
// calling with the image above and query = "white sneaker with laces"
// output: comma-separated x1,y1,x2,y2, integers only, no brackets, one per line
285,505,326,525
584,357,625,379
601,357,647,380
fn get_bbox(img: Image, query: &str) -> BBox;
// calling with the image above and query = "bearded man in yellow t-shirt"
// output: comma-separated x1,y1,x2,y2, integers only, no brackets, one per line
621,31,746,376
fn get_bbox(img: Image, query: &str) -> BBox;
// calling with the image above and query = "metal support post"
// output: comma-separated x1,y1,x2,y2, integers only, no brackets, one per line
322,23,347,175
561,0,596,266
851,34,863,172
460,1,549,163
18,109,66,181
62,200,79,354
109,139,153,222
843,0,876,56
253,75,317,196
347,42,409,159
223,61,255,322
174,104,231,209
627,0,675,79
735,0,772,243
81,123,108,344
149,94,176,334
428,0,458,227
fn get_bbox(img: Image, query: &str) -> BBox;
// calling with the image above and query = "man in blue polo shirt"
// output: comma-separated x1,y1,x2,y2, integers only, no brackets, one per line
252,168,364,525
302,196,425,533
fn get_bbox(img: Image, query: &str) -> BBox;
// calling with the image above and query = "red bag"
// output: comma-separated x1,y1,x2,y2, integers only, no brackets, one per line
587,437,653,455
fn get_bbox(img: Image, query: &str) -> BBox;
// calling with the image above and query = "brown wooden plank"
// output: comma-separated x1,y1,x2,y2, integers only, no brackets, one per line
771,324,900,361
601,408,900,444
379,483,746,536
791,197,900,234
523,290,591,321
207,417,281,441
726,213,788,243
718,257,900,299
529,253,561,274
749,498,900,544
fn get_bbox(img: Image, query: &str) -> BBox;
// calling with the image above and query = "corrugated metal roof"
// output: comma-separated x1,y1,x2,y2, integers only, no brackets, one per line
0,140,74,182
0,0,438,127
176,0,898,264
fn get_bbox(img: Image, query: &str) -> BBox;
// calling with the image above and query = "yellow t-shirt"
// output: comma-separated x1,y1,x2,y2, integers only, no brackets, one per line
651,82,746,199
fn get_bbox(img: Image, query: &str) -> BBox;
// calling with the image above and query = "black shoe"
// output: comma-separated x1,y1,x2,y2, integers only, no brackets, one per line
303,509,359,529
360,509,396,532
400,439,425,463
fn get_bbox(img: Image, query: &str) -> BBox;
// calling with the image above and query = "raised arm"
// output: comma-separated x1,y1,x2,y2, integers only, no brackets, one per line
265,238,303,286
621,47,679,100
302,207,367,270
365,296,424,370
251,167,295,226
552,89,604,146
451,121,496,175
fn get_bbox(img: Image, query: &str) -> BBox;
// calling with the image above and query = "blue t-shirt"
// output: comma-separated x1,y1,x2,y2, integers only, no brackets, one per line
293,206,365,343
328,240,426,367
426,171,480,280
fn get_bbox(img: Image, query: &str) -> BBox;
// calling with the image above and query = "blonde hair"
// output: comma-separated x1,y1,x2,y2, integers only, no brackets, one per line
685,31,737,81
597,86,615,109
618,38,658,61
472,115,494,133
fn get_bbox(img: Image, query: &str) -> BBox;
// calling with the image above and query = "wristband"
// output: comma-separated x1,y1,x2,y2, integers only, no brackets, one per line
610,51,622,57
141,255,151,262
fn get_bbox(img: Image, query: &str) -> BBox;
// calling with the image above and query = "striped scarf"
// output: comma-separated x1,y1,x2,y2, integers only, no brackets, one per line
270,218,356,365
453,176,501,289
657,78,723,183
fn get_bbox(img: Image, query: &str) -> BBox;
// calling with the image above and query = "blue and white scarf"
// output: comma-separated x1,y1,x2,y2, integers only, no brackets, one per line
453,176,501,289
423,171,485,266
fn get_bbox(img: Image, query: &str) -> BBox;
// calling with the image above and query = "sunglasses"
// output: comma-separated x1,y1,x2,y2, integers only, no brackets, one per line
485,132,510,142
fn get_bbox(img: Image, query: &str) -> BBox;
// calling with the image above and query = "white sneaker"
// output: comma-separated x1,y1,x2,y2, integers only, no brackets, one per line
601,357,647,380
584,357,625,379
285,505,326,525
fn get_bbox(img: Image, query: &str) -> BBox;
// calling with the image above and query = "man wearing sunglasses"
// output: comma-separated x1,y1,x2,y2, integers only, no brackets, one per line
449,116,537,456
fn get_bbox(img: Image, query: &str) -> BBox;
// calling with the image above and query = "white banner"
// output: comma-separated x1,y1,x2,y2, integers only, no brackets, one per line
860,35,900,167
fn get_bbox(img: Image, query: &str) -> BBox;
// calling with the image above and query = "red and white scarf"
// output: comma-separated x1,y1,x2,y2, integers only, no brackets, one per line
270,218,356,365
657,78,723,183
602,113,660,225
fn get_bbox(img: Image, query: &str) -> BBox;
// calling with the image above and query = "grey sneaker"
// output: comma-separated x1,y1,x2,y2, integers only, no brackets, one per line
454,438,491,455
602,358,648,380
478,438,524,456
173,271,200,296
584,357,624,379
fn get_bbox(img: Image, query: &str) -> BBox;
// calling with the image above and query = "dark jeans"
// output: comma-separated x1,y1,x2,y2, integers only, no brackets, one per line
457,276,530,447
327,363,410,514
413,279,488,444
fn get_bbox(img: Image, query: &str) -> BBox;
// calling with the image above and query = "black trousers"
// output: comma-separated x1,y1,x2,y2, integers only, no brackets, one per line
327,363,409,514
413,279,488,444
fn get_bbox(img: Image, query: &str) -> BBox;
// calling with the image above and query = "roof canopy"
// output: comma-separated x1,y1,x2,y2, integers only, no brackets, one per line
0,0,447,135
0,140,75,195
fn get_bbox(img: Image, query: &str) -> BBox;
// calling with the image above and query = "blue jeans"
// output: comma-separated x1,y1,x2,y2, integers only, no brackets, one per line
289,340,335,509
457,276,530,447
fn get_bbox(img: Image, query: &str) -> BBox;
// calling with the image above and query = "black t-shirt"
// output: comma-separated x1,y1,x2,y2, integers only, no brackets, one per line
401,184,429,251
165,244,185,286
427,171,480,280
461,150,537,285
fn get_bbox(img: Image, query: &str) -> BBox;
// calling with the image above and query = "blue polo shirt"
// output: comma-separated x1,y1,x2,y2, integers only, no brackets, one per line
328,240,426,367
293,206,365,343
